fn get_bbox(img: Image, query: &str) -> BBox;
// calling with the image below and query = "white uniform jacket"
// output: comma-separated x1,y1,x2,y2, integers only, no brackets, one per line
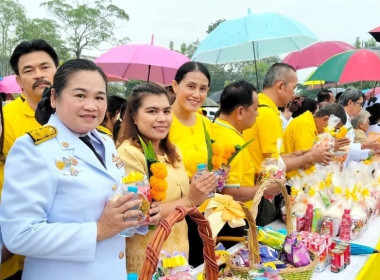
0,114,127,280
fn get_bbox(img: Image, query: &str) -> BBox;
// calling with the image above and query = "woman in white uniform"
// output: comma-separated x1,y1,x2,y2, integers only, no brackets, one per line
0,59,160,280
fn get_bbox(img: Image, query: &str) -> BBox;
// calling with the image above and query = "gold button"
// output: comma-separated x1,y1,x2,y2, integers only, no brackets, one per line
62,142,69,148
119,252,124,259
112,185,117,191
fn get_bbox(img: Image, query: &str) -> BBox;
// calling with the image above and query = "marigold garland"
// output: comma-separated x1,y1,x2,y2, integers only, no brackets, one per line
149,162,168,201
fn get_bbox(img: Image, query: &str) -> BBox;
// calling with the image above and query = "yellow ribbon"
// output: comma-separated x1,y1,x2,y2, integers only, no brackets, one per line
162,255,187,268
122,171,144,184
334,186,342,194
204,194,246,239
309,187,316,197
361,188,370,197
291,187,299,196
325,173,332,186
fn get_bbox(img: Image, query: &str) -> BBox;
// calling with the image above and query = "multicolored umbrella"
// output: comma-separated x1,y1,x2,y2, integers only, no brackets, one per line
305,49,380,84
0,75,22,93
95,42,189,84
282,41,355,70
369,26,380,42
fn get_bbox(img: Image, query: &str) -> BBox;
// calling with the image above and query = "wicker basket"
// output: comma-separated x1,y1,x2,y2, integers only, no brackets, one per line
139,206,219,280
226,179,317,280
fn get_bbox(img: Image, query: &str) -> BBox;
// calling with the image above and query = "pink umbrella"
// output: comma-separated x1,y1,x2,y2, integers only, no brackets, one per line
282,41,355,70
95,43,189,84
105,72,128,82
0,75,22,93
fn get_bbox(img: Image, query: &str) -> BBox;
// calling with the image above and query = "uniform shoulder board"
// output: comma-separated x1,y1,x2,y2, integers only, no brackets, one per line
96,125,113,136
28,125,57,145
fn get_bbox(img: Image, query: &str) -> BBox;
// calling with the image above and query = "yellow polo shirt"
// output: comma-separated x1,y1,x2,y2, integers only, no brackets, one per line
283,111,317,178
0,96,40,279
243,93,284,171
212,118,255,208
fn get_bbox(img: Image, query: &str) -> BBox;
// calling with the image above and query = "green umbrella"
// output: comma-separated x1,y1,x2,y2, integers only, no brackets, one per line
306,49,380,84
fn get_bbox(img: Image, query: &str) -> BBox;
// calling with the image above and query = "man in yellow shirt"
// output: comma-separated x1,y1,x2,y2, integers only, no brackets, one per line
284,103,347,177
243,63,333,174
0,39,58,280
213,80,282,238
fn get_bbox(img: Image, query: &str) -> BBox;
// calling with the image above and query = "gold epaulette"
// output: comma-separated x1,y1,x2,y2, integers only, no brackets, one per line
27,125,57,145
96,125,113,136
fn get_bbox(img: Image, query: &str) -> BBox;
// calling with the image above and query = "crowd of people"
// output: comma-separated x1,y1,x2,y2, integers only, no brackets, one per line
0,39,379,280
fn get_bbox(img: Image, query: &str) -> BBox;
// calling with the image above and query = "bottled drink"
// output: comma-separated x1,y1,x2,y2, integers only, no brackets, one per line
195,163,214,198
339,209,352,241
304,204,313,232
127,273,138,280
120,186,139,237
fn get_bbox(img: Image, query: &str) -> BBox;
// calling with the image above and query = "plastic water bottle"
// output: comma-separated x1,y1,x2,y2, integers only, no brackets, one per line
127,272,138,280
195,163,215,198
120,186,139,237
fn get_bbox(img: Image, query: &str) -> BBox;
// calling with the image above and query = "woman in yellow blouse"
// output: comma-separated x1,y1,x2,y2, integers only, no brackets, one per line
117,83,217,274
169,61,218,266
170,61,213,177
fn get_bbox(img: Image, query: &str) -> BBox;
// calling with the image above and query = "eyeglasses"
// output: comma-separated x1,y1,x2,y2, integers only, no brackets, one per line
354,101,364,107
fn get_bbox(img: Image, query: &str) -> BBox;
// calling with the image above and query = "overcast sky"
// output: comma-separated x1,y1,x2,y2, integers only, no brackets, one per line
17,0,380,82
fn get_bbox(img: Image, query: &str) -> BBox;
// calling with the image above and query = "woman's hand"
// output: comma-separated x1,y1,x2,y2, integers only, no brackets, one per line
96,193,142,242
188,172,218,206
147,201,161,225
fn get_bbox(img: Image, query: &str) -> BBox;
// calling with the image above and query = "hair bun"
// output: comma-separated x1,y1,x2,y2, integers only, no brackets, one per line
35,87,55,125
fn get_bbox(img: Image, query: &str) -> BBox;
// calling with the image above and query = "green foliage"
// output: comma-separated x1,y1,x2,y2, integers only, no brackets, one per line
0,0,27,76
41,0,129,58
16,18,71,63
206,19,225,34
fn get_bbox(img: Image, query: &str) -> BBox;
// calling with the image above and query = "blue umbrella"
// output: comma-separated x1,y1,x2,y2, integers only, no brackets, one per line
192,9,318,89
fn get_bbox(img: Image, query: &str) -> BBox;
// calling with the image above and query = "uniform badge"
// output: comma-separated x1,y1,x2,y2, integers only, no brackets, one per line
62,157,71,167
116,160,124,169
62,142,70,148
70,156,78,166
112,153,119,162
55,159,65,170
69,166,79,176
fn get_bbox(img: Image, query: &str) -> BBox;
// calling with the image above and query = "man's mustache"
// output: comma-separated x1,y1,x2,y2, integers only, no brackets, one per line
32,80,51,90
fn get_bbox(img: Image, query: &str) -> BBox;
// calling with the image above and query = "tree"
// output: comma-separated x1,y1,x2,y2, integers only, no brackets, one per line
41,0,130,58
0,0,27,76
206,19,225,34
16,18,71,63
354,36,362,48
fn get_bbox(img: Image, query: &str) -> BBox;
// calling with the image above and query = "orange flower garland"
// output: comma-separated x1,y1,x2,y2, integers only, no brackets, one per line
211,142,236,170
149,162,168,201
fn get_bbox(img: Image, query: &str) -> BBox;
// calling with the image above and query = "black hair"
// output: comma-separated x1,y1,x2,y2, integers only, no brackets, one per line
317,89,333,103
10,39,59,75
314,103,347,125
288,96,318,118
335,91,344,103
174,61,211,86
113,101,127,142
367,103,380,125
219,80,257,115
35,59,107,125
263,63,296,89
102,95,126,123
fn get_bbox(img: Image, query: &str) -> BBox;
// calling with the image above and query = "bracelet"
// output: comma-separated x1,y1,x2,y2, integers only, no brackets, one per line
185,195,196,208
